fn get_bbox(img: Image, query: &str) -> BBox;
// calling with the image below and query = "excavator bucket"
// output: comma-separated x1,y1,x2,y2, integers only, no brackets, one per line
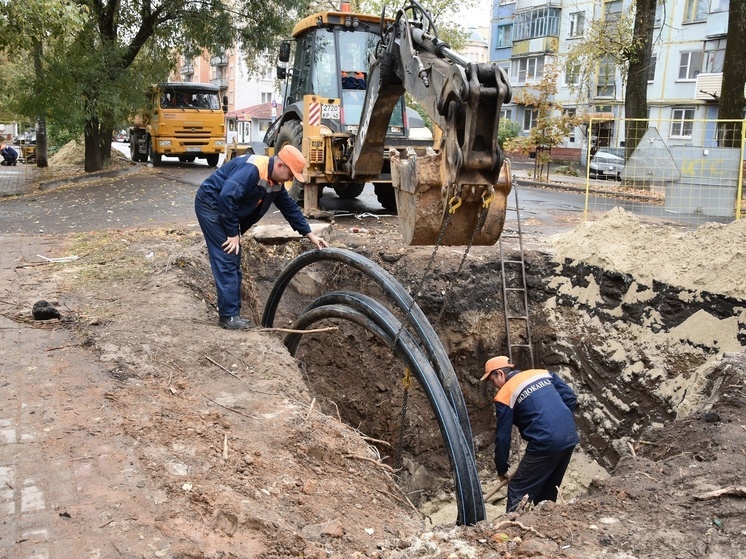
391,147,511,246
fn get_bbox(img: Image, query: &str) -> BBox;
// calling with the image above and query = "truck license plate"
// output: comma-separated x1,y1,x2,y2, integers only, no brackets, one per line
186,147,201,152
322,104,340,120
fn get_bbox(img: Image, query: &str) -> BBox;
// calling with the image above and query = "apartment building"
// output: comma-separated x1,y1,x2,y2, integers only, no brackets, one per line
178,49,282,143
491,0,737,151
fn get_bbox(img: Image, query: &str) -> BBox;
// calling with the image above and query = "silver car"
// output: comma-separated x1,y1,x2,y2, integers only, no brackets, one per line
589,151,624,180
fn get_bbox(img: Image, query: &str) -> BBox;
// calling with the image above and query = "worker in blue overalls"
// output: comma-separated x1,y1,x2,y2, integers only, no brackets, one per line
482,355,579,512
194,145,328,330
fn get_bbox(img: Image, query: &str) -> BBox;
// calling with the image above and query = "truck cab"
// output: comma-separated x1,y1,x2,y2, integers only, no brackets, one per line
130,83,227,167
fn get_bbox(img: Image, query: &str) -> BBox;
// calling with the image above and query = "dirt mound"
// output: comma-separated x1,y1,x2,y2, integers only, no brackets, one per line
548,207,746,299
4,209,745,558
49,138,132,167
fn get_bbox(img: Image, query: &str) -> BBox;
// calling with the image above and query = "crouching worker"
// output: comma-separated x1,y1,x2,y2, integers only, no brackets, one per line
1,145,18,166
482,356,579,512
194,145,328,330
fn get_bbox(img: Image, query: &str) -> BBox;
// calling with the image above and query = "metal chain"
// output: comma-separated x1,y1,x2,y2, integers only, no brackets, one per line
391,193,458,348
434,188,494,327
392,189,492,471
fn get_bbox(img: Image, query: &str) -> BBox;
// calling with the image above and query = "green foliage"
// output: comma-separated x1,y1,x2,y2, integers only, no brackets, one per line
504,66,579,180
498,119,520,149
504,66,578,154
0,0,307,170
562,9,636,105
356,0,477,49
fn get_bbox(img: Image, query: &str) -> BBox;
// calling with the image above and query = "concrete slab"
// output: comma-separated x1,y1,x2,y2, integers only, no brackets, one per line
250,221,331,243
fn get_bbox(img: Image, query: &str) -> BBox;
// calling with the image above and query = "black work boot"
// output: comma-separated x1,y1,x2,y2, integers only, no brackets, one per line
218,316,250,330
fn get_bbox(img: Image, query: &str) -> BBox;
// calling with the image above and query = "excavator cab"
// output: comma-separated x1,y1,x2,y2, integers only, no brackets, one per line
265,6,418,211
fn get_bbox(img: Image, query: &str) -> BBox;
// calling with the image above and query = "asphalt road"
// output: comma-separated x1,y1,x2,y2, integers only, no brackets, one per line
1,143,690,237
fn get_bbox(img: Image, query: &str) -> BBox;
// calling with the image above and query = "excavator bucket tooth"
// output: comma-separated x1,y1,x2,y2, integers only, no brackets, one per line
391,149,511,246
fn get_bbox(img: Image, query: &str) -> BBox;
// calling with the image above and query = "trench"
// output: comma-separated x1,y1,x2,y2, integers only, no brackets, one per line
231,235,744,523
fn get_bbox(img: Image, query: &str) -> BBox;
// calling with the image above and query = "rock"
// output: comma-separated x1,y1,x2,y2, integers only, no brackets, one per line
32,300,61,320
301,518,346,540
517,537,559,556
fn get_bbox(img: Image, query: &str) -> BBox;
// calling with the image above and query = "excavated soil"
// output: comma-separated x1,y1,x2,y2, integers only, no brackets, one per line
2,206,745,558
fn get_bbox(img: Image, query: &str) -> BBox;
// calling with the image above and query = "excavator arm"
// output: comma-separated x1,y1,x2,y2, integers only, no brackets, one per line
349,1,513,245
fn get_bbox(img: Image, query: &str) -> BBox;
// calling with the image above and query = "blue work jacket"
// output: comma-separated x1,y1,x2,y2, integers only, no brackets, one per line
196,154,311,238
493,369,579,477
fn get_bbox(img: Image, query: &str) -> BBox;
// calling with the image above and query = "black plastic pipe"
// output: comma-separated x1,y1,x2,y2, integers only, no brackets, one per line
261,247,474,455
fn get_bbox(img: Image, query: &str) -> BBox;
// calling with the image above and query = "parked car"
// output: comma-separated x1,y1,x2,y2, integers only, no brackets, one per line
589,150,625,180
113,130,129,143
12,132,36,145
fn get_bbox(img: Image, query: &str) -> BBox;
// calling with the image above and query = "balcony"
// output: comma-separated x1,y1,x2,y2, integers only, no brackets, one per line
180,64,194,76
211,55,229,67
514,0,559,11
211,78,228,89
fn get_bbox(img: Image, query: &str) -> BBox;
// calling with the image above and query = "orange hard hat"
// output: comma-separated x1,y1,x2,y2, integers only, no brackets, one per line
277,144,306,183
481,356,514,381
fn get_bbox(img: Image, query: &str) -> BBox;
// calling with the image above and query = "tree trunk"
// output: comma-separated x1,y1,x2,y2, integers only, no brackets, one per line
35,119,49,168
32,40,49,168
84,116,103,172
717,0,745,147
624,0,656,158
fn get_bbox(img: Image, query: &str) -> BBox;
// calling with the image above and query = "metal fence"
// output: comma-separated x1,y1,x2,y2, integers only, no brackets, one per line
582,118,745,227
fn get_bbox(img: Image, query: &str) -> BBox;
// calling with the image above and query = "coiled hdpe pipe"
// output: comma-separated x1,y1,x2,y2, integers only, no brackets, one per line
261,247,474,455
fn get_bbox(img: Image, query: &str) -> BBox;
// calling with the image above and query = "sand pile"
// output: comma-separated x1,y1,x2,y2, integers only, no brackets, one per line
548,207,746,299
49,138,132,167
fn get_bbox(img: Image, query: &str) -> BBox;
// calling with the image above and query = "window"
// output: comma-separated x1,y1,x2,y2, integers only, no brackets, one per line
261,92,273,104
710,0,729,12
523,109,538,131
604,0,623,20
704,38,726,73
596,56,616,97
513,8,560,41
501,109,513,121
564,108,577,142
670,108,695,137
511,56,545,84
683,0,708,22
678,51,702,80
648,55,657,82
497,25,513,48
568,12,585,38
565,60,580,85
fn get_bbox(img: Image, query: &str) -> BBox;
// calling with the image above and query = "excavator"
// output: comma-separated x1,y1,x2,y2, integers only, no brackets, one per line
264,0,512,246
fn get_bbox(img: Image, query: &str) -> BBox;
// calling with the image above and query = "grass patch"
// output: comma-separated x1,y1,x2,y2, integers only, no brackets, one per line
60,228,201,288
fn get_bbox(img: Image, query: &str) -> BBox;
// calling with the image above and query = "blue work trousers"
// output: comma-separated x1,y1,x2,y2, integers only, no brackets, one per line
194,194,242,318
506,445,575,512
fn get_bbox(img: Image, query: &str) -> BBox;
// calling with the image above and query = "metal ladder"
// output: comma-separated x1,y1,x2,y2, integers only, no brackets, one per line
498,175,535,369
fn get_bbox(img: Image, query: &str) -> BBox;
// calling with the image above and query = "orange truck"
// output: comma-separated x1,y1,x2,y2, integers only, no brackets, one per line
129,82,227,167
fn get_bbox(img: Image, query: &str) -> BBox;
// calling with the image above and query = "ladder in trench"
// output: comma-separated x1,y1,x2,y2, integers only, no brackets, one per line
498,175,535,369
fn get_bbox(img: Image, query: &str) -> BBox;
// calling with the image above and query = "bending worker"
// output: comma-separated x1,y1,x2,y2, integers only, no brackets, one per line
194,145,328,330
482,356,579,512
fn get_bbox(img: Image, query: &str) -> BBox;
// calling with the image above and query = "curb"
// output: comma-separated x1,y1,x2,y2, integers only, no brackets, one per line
515,176,662,203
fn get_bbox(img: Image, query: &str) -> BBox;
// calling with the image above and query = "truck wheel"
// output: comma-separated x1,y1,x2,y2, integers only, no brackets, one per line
130,132,144,163
374,183,397,211
333,183,365,199
149,144,162,166
275,120,304,202
206,154,219,167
